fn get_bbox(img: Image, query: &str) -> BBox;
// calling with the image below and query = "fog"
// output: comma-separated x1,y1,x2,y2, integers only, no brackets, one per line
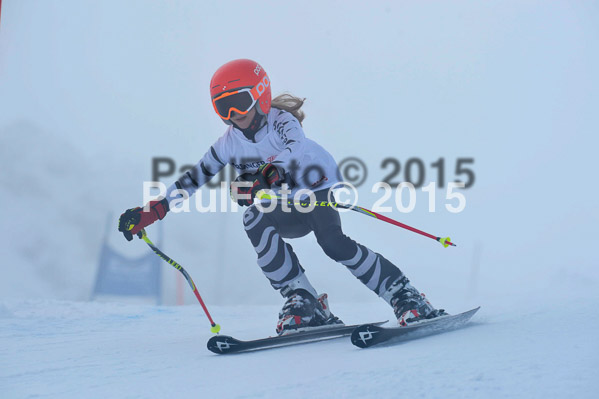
1,1,597,309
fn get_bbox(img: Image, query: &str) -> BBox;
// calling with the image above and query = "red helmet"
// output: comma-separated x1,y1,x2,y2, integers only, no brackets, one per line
210,59,271,121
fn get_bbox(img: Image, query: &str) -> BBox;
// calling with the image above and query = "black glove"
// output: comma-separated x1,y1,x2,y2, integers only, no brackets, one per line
117,198,169,241
230,163,283,206
230,173,266,207
257,163,282,186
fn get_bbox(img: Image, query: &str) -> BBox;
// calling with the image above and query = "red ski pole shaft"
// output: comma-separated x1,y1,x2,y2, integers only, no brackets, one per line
267,198,456,248
358,208,456,247
139,229,221,333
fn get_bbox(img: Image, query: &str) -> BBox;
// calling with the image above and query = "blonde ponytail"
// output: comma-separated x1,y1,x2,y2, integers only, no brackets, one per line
271,93,306,125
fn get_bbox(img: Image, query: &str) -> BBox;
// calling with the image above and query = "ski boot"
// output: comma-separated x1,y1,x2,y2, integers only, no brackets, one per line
382,277,448,327
276,289,343,336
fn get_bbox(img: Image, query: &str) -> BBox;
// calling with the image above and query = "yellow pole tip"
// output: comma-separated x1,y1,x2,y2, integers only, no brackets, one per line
210,324,221,334
440,237,451,248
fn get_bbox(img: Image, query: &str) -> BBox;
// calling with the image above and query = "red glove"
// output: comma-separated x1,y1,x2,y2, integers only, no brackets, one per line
117,198,169,241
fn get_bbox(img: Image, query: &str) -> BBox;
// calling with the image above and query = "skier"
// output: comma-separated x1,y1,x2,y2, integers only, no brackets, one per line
118,59,447,335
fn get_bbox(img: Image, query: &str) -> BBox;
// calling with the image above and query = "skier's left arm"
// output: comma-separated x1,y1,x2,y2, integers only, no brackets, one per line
269,111,307,180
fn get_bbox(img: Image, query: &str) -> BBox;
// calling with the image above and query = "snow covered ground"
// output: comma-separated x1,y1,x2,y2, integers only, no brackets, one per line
2,292,598,399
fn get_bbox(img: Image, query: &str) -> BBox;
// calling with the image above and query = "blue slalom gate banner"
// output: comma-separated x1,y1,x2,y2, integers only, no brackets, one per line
91,216,162,304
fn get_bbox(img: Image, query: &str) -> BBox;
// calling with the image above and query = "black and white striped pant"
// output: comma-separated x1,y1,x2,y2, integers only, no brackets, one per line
243,191,405,297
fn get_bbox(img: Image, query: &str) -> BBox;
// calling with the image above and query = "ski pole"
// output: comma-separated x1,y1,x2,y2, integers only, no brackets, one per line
257,195,455,248
335,202,456,248
138,228,221,333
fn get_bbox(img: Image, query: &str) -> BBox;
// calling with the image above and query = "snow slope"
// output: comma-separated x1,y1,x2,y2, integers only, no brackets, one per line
2,293,598,399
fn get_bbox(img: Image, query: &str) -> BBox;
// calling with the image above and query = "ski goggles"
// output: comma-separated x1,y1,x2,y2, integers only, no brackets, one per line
212,75,270,120
212,87,259,120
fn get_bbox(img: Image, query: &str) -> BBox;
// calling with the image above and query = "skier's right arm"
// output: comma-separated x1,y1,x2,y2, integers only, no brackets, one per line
118,138,228,241
165,141,227,203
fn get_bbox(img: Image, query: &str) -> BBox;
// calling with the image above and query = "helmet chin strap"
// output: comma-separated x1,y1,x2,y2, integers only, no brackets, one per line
234,109,266,142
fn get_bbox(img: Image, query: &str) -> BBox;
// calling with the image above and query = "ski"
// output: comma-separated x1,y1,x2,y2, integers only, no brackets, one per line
207,321,387,354
351,307,480,348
